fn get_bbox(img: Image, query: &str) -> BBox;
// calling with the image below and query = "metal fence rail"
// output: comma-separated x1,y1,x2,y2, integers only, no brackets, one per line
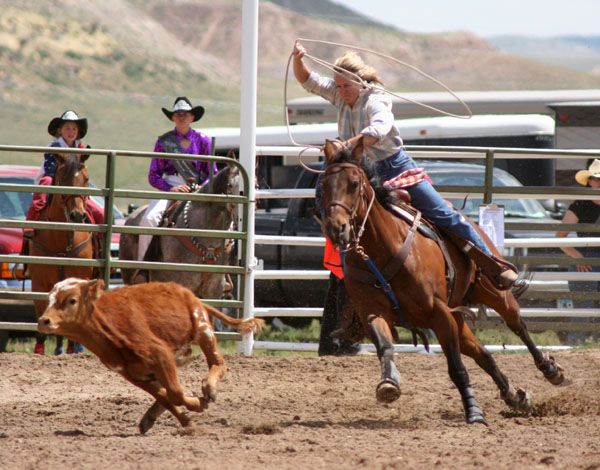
0,145,251,338
2,144,600,352
251,145,600,351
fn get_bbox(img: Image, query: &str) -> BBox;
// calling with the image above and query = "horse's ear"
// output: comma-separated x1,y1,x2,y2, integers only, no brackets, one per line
80,154,90,163
225,149,239,174
350,135,365,162
323,139,338,164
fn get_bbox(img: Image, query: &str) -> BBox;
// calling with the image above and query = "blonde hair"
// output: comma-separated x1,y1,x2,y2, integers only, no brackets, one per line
334,51,383,86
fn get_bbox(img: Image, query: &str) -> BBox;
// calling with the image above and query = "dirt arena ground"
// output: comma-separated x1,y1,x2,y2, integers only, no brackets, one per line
1,348,599,470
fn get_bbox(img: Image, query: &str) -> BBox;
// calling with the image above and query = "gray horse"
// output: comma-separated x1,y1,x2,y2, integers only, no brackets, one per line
119,162,240,302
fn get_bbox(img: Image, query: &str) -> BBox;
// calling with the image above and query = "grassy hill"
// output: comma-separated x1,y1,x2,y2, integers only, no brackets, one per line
1,0,600,206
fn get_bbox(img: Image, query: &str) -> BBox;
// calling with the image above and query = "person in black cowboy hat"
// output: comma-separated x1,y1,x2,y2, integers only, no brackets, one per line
25,110,103,224
137,96,217,262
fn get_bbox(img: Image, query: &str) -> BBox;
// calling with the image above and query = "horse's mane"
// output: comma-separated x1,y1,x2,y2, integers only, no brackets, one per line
199,165,237,195
330,147,397,209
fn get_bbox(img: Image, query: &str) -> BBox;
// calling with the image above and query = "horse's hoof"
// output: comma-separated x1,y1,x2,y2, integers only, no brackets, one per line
34,343,45,355
74,343,85,354
54,347,64,356
467,413,488,426
547,370,565,386
376,380,401,403
502,386,533,412
541,354,565,385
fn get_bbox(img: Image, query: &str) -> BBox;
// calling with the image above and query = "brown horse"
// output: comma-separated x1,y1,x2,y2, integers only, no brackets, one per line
319,139,565,425
29,153,95,355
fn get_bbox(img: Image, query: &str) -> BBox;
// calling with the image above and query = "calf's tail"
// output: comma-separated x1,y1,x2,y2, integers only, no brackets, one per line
202,302,264,335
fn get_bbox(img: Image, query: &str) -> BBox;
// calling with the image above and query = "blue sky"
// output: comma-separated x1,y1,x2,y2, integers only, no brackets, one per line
337,0,600,37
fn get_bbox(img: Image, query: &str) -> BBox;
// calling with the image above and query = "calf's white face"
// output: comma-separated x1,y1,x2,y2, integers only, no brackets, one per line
38,278,104,334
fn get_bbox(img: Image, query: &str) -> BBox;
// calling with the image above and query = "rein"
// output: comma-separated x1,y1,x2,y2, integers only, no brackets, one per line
329,162,424,336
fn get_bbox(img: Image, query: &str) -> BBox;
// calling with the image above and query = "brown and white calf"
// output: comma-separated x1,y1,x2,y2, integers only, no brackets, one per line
37,278,264,434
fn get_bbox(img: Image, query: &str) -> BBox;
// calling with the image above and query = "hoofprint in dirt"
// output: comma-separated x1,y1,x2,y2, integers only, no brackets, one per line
0,350,599,470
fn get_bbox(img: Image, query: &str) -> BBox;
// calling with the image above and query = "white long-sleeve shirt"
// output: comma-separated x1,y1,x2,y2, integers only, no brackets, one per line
302,71,403,161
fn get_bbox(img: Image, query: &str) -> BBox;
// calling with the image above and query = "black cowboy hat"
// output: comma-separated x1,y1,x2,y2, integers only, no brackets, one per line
47,110,88,139
161,96,205,122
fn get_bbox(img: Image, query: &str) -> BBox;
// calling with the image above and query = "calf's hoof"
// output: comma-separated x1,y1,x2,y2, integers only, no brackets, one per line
202,380,217,403
139,416,156,435
376,379,401,403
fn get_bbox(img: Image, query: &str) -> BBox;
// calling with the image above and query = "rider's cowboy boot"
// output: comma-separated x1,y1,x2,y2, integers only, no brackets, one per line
441,229,521,290
462,242,520,290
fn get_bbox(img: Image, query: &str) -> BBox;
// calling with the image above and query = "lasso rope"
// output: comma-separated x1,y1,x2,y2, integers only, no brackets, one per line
283,37,474,172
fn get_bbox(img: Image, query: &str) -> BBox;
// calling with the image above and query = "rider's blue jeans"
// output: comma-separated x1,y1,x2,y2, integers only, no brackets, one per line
376,149,493,255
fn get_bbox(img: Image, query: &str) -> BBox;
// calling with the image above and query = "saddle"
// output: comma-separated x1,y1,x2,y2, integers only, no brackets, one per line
386,202,521,300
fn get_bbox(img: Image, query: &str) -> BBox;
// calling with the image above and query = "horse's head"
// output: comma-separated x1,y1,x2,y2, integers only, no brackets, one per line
53,153,90,223
320,138,369,245
197,156,241,229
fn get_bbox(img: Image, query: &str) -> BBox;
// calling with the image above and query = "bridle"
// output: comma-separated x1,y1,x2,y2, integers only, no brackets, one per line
323,161,376,248
54,158,89,223
32,156,92,260
177,174,238,264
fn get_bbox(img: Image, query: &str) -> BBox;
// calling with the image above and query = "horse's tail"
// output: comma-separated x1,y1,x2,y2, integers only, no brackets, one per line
201,302,265,335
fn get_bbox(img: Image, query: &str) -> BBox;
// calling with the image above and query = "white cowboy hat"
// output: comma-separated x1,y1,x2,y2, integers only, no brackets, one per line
575,159,600,186
47,110,88,138
161,96,205,122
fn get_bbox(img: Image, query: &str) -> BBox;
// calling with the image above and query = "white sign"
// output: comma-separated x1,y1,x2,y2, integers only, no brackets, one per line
478,204,505,250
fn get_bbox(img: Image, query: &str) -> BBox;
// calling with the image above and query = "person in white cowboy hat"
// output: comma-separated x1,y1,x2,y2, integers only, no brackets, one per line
556,158,600,342
137,96,217,263
25,110,103,224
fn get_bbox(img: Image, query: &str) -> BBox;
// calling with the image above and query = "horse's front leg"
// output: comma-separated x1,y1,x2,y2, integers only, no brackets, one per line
432,301,487,425
367,315,401,403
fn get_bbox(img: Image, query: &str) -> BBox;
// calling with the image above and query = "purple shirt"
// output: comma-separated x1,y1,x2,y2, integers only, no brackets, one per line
148,128,215,191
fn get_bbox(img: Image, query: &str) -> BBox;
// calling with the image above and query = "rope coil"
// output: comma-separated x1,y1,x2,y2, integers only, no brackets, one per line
283,37,474,171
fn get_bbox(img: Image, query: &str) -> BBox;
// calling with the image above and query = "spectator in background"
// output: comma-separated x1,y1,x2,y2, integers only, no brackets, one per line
556,158,600,343
26,110,103,224
137,96,217,262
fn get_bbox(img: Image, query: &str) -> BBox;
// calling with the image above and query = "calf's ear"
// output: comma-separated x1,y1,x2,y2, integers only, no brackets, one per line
86,279,105,300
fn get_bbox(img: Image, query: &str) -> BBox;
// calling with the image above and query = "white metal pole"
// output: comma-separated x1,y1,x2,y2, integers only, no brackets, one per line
239,0,259,356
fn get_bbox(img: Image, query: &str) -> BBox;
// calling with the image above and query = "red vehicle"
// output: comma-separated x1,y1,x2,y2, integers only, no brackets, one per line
0,165,124,348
